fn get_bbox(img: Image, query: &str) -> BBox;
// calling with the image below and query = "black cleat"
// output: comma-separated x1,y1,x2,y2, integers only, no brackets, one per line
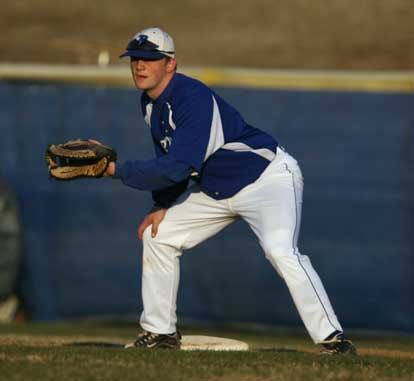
319,332,357,355
124,330,181,349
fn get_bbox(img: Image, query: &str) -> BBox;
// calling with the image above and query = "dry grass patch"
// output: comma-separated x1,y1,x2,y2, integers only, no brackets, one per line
0,0,413,69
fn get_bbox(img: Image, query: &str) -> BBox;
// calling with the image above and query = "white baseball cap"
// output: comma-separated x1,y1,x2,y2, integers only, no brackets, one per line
119,27,175,60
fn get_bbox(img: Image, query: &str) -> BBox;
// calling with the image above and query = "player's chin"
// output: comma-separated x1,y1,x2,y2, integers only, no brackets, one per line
134,79,150,91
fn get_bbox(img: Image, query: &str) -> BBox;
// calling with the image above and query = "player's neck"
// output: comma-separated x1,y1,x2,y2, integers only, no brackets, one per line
146,72,175,101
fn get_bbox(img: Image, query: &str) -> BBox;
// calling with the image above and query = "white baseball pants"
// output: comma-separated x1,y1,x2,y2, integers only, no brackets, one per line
139,148,343,343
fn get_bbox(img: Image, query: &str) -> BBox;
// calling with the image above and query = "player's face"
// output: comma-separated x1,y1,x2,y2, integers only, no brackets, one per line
130,57,176,99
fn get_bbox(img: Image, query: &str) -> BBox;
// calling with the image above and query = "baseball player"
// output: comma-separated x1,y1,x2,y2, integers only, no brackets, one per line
106,27,356,354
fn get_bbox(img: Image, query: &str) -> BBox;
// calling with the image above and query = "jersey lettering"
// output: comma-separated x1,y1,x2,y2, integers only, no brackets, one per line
160,136,173,152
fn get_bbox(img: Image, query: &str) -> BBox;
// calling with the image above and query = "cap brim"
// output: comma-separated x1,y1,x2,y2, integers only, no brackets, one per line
119,50,166,60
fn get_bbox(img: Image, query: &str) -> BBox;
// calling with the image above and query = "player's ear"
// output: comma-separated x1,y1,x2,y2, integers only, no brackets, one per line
166,58,177,72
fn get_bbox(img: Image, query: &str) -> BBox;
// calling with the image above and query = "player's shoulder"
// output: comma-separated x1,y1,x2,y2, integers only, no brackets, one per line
174,72,206,87
173,73,212,98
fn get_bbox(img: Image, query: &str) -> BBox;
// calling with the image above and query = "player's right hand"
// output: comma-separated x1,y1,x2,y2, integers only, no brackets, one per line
104,161,116,176
138,208,167,240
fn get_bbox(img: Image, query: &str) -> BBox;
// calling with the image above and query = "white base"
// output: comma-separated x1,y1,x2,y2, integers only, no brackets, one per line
181,335,249,351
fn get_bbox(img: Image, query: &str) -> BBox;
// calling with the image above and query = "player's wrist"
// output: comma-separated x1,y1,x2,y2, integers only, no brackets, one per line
112,162,128,179
106,162,116,176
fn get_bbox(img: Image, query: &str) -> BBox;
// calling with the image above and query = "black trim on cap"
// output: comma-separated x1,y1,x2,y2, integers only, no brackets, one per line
127,36,160,51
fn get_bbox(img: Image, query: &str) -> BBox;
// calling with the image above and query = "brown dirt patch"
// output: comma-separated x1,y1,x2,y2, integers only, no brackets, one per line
0,334,127,347
1,335,413,359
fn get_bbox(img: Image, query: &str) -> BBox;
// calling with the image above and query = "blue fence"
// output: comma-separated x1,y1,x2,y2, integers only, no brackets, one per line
0,80,412,332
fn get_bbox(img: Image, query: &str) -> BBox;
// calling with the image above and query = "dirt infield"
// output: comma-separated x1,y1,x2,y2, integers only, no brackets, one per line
1,0,413,69
1,334,413,359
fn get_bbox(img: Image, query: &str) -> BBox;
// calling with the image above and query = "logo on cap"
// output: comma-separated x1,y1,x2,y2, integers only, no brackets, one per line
119,27,175,59
136,35,149,46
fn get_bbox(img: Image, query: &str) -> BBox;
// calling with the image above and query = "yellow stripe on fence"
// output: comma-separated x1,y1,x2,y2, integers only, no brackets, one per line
185,67,414,93
1,64,413,93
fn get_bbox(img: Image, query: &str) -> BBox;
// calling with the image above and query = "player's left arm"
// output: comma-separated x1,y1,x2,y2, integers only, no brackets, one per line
111,84,215,191
112,154,193,190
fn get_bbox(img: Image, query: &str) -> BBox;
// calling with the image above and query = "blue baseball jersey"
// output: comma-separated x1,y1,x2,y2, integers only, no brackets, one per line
114,73,278,207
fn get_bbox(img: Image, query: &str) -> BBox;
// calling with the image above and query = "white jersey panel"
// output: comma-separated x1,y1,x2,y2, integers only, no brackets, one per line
222,142,276,162
166,102,177,130
145,103,153,127
203,96,225,162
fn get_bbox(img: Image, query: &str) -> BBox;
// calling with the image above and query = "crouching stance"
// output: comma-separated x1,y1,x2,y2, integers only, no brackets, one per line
110,27,356,355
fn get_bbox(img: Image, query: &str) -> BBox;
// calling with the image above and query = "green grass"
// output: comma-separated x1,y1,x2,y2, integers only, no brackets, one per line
0,323,413,381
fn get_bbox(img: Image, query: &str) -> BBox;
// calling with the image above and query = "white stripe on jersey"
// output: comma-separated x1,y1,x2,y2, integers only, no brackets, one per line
203,96,225,162
145,103,153,127
222,142,276,161
166,102,176,130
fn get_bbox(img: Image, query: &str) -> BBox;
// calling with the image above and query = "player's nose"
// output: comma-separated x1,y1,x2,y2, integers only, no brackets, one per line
132,59,146,70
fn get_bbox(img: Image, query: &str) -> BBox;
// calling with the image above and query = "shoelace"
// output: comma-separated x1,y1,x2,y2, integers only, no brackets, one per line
320,332,345,346
320,338,354,353
136,331,159,345
321,338,342,346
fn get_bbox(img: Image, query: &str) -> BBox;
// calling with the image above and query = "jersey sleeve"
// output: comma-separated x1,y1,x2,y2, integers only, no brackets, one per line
113,155,192,191
150,143,190,208
114,79,220,202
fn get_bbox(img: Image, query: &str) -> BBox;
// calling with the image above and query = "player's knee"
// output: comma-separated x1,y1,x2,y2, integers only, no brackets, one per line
264,244,313,279
142,226,160,242
262,245,296,280
261,234,291,256
263,244,296,262
141,227,165,248
141,225,179,251
261,231,294,253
